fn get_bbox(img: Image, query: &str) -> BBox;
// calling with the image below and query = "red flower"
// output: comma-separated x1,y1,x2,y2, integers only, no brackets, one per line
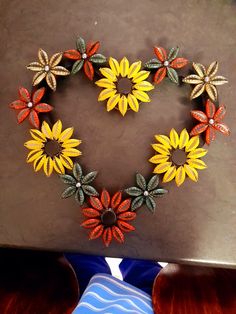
81,189,136,247
9,87,53,129
190,99,230,145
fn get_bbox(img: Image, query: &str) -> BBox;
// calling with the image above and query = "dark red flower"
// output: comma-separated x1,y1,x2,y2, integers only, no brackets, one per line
9,87,53,128
190,99,230,145
81,189,136,247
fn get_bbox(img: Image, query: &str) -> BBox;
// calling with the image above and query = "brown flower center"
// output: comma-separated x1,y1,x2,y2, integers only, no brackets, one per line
117,77,133,95
171,149,187,166
44,140,61,157
101,209,117,226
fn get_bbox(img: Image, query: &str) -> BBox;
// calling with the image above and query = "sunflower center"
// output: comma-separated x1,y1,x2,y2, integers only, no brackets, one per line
117,77,133,95
171,149,187,166
44,140,61,157
101,208,117,226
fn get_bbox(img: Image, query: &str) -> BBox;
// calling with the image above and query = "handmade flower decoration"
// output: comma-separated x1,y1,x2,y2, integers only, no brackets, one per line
60,163,98,205
27,49,70,91
149,129,207,186
9,87,53,128
125,173,168,212
182,62,228,101
24,120,81,177
145,47,188,85
81,189,136,247
64,37,106,80
190,99,230,145
95,57,154,116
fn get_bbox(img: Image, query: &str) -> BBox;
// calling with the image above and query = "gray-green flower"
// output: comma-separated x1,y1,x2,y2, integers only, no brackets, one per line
60,163,98,205
125,173,168,213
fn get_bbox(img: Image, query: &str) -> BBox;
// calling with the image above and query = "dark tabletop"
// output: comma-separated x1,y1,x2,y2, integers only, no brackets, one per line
0,0,236,267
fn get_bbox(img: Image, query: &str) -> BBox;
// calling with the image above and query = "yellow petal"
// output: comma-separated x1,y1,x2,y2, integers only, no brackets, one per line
100,67,117,81
61,139,81,148
153,162,172,174
109,57,120,76
98,89,117,101
120,57,129,77
179,129,189,149
127,94,139,112
30,129,46,142
27,150,43,163
46,72,57,91
52,120,62,140
185,136,199,152
133,81,154,91
187,148,208,159
163,165,177,183
34,155,47,172
38,48,49,65
58,127,74,142
118,95,128,116
95,78,116,89
184,164,198,182
53,156,65,174
24,140,44,150
187,158,207,170
128,61,142,78
32,71,46,86
107,93,120,111
59,155,73,169
155,135,172,149
132,90,150,102
62,148,81,157
169,128,179,149
41,121,53,139
132,70,150,83
43,156,54,177
152,144,170,155
49,52,63,67
175,166,186,187
149,154,170,164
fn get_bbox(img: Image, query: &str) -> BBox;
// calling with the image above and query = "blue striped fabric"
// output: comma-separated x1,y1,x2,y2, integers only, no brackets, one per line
73,273,154,314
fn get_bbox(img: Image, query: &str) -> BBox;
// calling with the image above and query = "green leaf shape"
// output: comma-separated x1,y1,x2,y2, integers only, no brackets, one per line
168,47,179,62
71,59,84,74
75,188,85,205
60,174,76,185
145,196,156,213
145,58,162,69
131,196,144,211
73,163,83,181
82,185,98,196
76,37,86,53
136,173,146,190
167,67,179,84
82,171,98,184
150,188,168,197
147,175,159,191
90,54,106,64
61,186,76,199
125,187,143,197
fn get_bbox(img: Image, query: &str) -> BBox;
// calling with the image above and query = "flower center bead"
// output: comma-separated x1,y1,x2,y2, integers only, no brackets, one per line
101,208,117,226
82,53,87,59
27,102,33,108
171,149,187,166
44,65,50,72
143,191,149,196
163,60,169,67
76,182,81,188
204,76,210,83
117,77,133,95
209,118,214,125
44,140,62,157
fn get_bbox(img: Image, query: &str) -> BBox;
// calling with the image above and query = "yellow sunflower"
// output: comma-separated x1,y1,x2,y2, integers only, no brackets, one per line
149,129,207,186
95,57,154,116
24,120,82,177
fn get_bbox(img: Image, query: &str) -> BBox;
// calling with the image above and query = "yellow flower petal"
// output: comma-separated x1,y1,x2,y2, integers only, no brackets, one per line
128,61,142,78
24,140,44,150
184,164,198,182
120,57,129,77
187,148,208,159
61,139,81,148
32,71,46,86
153,162,172,174
98,89,117,101
179,129,189,149
62,148,81,157
107,93,120,111
175,166,186,187
95,78,116,89
38,49,48,65
52,120,62,140
34,155,47,172
155,135,172,149
187,158,207,170
109,57,120,76
46,72,57,91
185,136,200,152
58,127,74,142
30,129,46,142
118,95,128,116
169,128,179,149
41,121,53,139
100,68,117,81
132,90,150,102
127,94,139,112
152,144,170,155
43,156,54,177
53,156,65,174
132,70,150,83
27,150,43,163
163,165,177,183
133,81,154,91
149,154,170,164
59,155,73,169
